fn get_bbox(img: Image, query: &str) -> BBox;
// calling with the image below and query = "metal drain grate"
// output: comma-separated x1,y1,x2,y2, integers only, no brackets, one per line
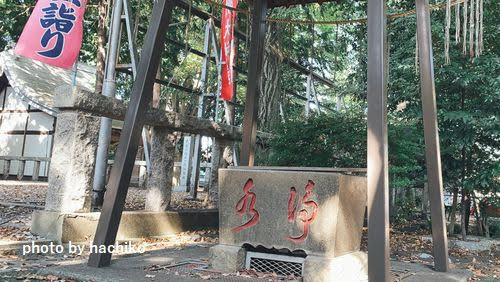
245,251,304,277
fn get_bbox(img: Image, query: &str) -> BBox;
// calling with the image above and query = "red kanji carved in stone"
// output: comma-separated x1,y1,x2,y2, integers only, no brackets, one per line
286,180,318,243
232,178,260,232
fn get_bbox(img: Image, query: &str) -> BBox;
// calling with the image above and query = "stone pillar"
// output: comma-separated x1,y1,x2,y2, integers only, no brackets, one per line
206,138,224,205
145,127,177,211
44,111,100,213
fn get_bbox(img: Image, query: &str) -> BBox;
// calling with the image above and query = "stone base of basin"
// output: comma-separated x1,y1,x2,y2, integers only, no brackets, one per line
209,244,368,282
31,209,218,243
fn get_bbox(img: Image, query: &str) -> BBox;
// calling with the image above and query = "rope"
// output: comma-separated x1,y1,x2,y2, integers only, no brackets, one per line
202,0,249,14
199,0,465,26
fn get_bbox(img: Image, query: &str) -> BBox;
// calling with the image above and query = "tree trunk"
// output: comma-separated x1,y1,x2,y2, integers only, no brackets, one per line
472,195,483,236
145,129,178,211
152,65,162,108
223,40,238,167
482,214,490,238
464,192,471,234
258,22,282,131
389,187,395,220
449,187,458,235
460,188,467,240
94,0,108,94
422,183,429,220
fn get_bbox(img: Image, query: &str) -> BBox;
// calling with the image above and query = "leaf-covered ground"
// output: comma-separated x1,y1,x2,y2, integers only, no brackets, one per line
359,222,499,281
0,181,213,242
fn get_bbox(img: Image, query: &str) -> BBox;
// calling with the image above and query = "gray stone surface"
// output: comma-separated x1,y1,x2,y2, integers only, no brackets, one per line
209,244,246,273
218,168,367,258
31,245,473,282
208,138,225,205
32,210,218,243
0,239,53,251
145,127,178,211
37,246,211,282
303,252,368,282
391,261,471,282
53,86,272,141
44,110,99,213
422,235,499,252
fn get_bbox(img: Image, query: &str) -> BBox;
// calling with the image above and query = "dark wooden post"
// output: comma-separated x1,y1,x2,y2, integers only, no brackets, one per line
88,0,174,267
416,0,450,272
367,0,391,281
239,0,267,166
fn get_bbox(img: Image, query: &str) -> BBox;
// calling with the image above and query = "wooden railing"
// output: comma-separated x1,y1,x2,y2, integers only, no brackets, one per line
0,156,50,181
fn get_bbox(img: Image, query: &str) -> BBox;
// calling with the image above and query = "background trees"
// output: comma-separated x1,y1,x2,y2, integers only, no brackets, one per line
0,0,497,236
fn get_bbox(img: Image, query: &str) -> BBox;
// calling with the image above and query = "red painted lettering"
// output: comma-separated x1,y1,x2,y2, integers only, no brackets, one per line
232,178,260,232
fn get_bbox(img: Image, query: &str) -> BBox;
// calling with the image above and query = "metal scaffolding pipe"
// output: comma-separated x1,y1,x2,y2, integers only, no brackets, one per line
92,0,124,209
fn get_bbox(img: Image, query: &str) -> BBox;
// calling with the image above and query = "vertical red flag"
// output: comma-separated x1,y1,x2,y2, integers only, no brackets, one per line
15,0,88,69
220,0,239,101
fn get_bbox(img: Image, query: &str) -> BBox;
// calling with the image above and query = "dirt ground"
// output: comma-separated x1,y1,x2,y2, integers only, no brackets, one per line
0,181,498,281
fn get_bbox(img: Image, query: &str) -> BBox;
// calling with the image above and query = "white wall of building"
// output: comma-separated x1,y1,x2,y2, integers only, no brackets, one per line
0,86,55,178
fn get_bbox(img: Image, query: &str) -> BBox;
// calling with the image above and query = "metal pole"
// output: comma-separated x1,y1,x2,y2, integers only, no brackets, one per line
88,0,174,267
122,0,152,174
416,0,450,272
305,73,311,117
367,0,391,281
239,0,267,166
310,75,321,115
190,19,212,199
92,0,124,209
336,95,343,111
209,22,222,124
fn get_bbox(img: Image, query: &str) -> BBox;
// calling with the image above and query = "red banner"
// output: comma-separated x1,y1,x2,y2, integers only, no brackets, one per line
15,0,87,69
220,0,239,101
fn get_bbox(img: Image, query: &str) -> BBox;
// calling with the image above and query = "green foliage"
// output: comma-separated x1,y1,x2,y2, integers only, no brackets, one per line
388,117,425,189
265,105,367,168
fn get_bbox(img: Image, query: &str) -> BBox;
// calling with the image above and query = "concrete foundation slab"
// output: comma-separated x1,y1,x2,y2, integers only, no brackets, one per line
31,210,218,243
208,244,246,272
303,252,368,282
391,261,471,282
32,246,471,282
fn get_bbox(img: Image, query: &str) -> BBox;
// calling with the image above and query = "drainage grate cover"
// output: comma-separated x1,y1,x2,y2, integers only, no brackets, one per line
245,251,304,277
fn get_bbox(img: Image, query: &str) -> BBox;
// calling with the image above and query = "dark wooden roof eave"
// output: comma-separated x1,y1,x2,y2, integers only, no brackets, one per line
268,0,340,8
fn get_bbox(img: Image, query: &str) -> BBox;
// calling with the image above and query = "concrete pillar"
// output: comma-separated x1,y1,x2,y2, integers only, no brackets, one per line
44,110,100,213
145,127,177,211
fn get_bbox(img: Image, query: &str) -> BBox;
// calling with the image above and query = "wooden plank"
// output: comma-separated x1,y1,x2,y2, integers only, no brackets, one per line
17,160,25,180
240,0,268,166
32,161,40,181
87,0,174,267
3,160,10,180
0,156,50,162
367,0,391,281
415,0,450,272
179,136,194,192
